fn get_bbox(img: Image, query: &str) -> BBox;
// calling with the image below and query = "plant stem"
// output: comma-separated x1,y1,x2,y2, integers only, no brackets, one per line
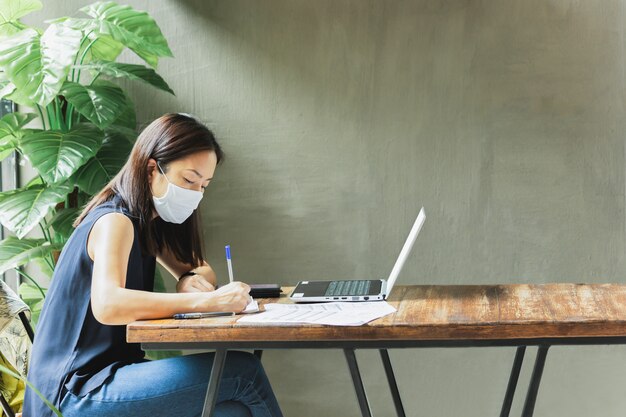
55,98,67,131
14,269,47,299
68,32,94,127
76,37,99,82
71,32,93,82
35,105,47,130
45,103,55,130
42,255,55,273
90,73,101,86
66,102,76,128
4,22,23,31
66,103,74,129
38,220,56,269
66,105,76,130
38,222,49,240
67,36,100,125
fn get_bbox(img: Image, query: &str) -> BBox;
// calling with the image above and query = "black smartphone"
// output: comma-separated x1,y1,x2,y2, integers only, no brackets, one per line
249,284,282,298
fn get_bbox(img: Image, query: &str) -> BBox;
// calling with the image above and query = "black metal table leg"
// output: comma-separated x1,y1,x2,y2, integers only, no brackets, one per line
380,349,406,417
344,348,373,417
202,348,227,417
521,346,550,417
500,346,527,417
18,311,34,343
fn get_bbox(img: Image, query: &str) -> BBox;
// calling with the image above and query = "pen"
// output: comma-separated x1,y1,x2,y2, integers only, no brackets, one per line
225,245,234,283
173,311,235,319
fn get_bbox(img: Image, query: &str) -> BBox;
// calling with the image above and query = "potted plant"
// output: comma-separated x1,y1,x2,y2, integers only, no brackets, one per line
0,0,175,324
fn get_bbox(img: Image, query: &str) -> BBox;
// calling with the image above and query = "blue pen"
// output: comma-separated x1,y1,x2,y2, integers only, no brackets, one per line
173,311,235,319
225,245,234,283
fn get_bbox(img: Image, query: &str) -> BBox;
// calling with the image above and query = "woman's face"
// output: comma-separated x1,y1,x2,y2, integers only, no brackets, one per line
148,150,218,198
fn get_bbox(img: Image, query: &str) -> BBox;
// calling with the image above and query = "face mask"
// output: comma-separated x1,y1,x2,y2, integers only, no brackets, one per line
152,163,204,224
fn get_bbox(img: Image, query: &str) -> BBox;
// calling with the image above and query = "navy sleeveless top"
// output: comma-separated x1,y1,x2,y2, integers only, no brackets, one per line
23,196,156,417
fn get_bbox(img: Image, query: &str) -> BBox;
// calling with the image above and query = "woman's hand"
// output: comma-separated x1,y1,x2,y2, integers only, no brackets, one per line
176,273,216,293
200,281,251,313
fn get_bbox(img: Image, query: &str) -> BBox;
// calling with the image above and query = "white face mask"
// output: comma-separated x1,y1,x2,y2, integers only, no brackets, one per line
152,163,204,224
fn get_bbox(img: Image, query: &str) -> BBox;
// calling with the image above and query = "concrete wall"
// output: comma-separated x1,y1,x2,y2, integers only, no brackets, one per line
27,1,626,416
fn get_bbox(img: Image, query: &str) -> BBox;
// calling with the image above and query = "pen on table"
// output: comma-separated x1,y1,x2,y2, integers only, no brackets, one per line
225,244,234,283
173,311,235,320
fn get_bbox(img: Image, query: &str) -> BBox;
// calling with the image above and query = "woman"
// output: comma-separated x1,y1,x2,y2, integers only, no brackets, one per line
23,113,284,417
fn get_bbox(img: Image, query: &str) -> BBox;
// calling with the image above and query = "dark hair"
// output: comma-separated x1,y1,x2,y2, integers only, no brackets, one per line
75,113,224,266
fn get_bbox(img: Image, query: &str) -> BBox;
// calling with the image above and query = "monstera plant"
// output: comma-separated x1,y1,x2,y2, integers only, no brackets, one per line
0,0,175,325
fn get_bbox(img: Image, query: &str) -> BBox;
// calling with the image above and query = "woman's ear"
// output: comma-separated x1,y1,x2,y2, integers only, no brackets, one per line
147,158,158,181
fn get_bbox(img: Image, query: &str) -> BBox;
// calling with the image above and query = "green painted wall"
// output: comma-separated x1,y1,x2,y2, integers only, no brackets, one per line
27,1,626,415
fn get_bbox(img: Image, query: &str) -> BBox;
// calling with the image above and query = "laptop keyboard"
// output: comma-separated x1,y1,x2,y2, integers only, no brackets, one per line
325,280,372,296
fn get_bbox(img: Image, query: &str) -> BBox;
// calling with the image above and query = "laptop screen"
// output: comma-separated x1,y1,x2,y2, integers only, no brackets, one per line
384,207,426,296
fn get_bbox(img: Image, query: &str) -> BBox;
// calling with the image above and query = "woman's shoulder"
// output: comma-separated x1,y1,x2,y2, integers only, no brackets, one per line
82,195,134,224
86,211,136,261
91,211,135,241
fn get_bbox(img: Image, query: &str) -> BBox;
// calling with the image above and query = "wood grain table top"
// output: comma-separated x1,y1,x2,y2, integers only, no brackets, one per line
127,284,626,345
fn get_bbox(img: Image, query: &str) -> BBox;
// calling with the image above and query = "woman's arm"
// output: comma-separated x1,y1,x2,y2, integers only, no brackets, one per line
156,246,217,292
88,213,250,325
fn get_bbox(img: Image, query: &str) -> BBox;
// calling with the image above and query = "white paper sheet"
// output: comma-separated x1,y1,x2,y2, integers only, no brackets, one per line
242,298,259,313
237,301,396,326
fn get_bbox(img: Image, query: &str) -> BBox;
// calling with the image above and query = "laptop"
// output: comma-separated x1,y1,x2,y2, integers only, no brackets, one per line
290,207,426,302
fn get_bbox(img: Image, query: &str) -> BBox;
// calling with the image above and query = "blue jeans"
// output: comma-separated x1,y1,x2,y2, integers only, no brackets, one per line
58,351,283,417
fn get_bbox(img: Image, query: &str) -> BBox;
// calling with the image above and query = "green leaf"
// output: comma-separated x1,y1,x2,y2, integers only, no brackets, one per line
86,32,124,62
49,207,80,240
0,29,39,106
24,175,43,187
0,0,41,21
0,112,37,140
0,25,82,106
0,236,61,275
0,79,16,99
0,0,42,37
81,1,172,66
74,60,174,94
50,18,125,62
74,129,132,194
0,182,73,238
29,298,44,326
0,112,36,161
19,124,105,183
0,146,13,161
110,89,136,132
18,264,48,298
61,80,125,129
18,281,46,326
62,2,172,68
33,255,55,278
19,282,45,305
0,70,16,99
62,18,162,68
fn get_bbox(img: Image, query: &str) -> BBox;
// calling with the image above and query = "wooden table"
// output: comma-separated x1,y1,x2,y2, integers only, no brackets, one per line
127,284,626,417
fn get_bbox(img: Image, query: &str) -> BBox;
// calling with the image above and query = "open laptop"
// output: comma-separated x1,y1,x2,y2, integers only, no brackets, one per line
290,207,426,302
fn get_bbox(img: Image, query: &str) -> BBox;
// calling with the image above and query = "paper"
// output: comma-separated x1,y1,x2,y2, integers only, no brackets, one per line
237,301,396,326
242,298,259,314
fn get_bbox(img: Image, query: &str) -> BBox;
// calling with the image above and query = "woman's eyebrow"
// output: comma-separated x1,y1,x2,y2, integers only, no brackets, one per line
184,168,212,181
